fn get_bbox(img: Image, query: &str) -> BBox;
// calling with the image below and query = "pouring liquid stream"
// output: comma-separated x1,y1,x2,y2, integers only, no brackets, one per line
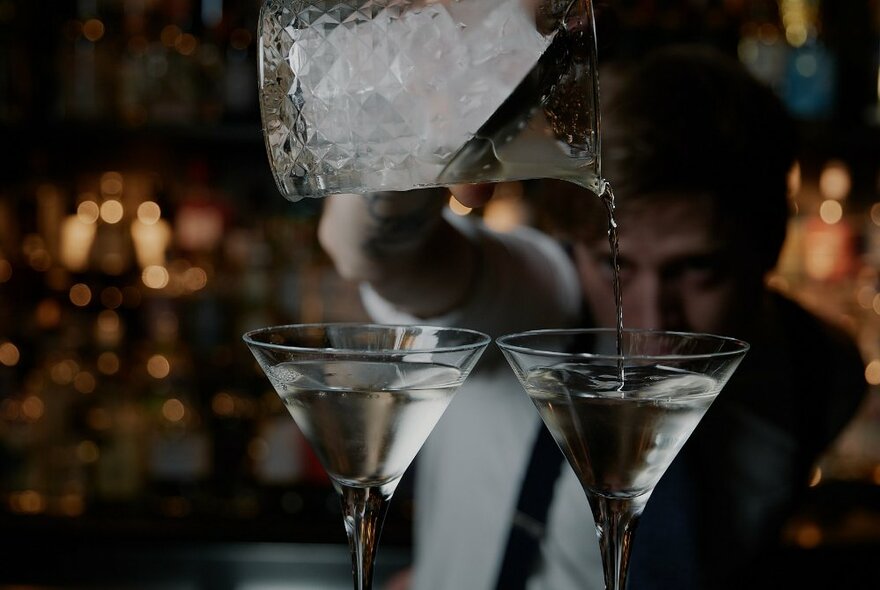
599,183,625,389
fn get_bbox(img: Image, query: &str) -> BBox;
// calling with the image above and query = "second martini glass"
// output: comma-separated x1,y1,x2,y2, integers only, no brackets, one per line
244,323,490,590
497,328,748,590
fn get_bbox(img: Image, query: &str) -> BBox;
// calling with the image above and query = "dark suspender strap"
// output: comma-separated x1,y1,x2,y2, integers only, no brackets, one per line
494,424,566,590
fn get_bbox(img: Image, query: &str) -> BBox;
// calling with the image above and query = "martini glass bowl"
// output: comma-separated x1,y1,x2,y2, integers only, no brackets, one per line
244,323,490,590
497,328,748,590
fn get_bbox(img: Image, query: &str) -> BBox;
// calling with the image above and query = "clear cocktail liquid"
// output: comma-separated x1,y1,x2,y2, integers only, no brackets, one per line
524,364,719,498
272,360,461,488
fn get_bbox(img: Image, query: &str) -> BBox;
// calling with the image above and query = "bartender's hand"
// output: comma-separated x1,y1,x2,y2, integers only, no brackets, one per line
383,567,412,590
449,183,494,208
318,188,478,318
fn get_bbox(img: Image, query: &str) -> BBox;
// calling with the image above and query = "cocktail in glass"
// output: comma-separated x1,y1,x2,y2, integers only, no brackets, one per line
243,323,490,590
497,328,748,590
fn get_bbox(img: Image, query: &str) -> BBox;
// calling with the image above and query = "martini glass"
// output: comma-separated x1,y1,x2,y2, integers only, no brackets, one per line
497,328,749,590
243,323,490,590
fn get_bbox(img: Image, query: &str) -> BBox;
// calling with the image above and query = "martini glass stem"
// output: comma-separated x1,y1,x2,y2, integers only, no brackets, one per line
338,484,392,590
590,495,644,590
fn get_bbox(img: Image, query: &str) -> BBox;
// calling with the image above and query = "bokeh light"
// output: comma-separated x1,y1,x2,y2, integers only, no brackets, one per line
82,18,105,42
162,398,186,422
147,354,171,379
143,265,170,289
819,160,851,201
137,201,161,225
69,283,92,307
865,360,880,385
818,200,843,224
77,200,100,224
97,351,120,375
100,199,124,224
0,341,20,367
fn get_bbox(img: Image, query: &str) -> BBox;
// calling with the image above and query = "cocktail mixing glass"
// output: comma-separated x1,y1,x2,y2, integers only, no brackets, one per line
259,0,603,199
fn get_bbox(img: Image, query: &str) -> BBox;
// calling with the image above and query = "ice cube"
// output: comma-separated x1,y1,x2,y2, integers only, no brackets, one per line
283,0,550,173
638,373,717,400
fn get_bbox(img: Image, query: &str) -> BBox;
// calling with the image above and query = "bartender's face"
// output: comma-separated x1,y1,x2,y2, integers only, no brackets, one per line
573,193,759,336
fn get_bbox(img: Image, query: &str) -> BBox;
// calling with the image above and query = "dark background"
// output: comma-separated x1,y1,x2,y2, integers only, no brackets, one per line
1,1,879,587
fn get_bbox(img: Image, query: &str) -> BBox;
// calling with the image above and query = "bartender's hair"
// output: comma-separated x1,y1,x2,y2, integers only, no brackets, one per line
540,44,797,274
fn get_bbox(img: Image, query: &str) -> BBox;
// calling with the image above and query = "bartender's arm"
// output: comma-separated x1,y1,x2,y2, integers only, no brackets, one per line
318,186,490,318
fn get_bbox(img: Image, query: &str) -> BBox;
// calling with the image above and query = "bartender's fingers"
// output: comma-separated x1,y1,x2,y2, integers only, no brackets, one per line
383,567,412,590
449,184,494,208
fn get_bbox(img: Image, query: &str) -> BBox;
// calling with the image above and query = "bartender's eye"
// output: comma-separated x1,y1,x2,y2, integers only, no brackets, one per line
668,255,723,286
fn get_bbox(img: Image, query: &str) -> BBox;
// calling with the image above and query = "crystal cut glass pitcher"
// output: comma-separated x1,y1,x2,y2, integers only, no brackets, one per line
259,0,602,200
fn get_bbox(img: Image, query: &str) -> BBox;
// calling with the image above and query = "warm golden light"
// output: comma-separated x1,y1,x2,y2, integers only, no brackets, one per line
183,267,208,291
60,215,97,272
212,392,236,417
857,286,876,309
69,283,92,307
808,466,822,487
59,493,86,517
100,199,124,224
448,195,473,216
176,33,198,55
871,203,880,227
818,200,843,224
787,161,801,197
35,299,62,329
101,286,123,309
51,360,79,385
73,371,97,394
0,259,12,283
780,0,813,48
97,351,120,375
137,201,161,225
162,398,186,422
785,27,807,48
95,310,123,348
28,248,51,272
794,522,822,549
100,171,123,196
77,200,100,224
0,341,20,367
82,18,105,42
484,197,527,233
76,440,100,463
21,395,44,421
160,24,182,48
865,360,880,385
11,490,46,515
131,219,172,268
818,160,851,201
142,265,170,289
147,354,171,379
97,310,120,333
